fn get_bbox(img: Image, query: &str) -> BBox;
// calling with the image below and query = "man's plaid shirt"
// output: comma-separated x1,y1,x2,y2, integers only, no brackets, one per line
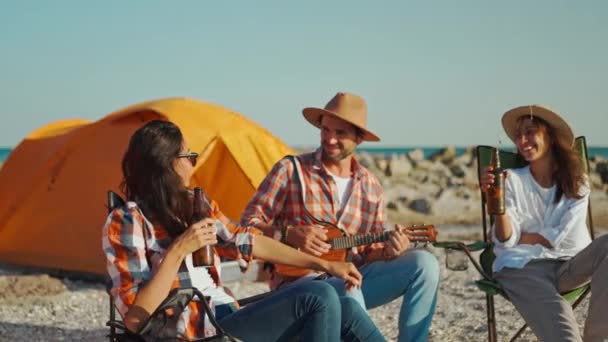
241,148,387,286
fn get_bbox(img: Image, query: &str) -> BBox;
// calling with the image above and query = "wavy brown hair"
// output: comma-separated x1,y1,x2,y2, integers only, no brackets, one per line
120,120,192,238
516,116,585,202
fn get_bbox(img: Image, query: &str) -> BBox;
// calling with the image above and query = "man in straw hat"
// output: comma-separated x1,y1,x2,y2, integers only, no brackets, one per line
241,92,439,341
480,105,608,341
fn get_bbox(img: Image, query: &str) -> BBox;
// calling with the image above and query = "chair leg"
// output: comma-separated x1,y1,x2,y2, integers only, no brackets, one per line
109,296,116,341
486,294,497,342
510,323,528,341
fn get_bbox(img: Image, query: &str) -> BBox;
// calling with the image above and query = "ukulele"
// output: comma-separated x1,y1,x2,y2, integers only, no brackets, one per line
276,224,437,278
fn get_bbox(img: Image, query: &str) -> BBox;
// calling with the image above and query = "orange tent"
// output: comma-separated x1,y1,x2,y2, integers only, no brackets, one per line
0,98,295,276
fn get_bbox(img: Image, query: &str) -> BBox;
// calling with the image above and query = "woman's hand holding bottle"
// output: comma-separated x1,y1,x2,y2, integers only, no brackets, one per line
172,218,217,258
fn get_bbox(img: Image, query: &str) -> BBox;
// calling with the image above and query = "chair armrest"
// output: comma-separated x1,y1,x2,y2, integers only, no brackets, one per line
106,319,127,330
465,240,490,252
135,288,196,337
433,240,489,252
475,279,506,297
434,240,494,280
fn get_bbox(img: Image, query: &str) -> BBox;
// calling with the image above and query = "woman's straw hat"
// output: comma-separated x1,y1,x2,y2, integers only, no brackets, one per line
302,92,380,142
502,105,574,146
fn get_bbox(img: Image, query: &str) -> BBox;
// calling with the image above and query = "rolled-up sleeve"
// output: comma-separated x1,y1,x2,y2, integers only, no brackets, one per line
208,199,260,271
240,158,290,229
102,207,150,317
540,184,590,247
492,171,521,248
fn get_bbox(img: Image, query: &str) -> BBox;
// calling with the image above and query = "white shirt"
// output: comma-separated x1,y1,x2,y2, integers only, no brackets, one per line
329,173,353,213
185,253,234,305
492,166,591,272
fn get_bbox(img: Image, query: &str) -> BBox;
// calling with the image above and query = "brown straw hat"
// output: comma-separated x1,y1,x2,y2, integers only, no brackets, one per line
501,105,574,146
302,92,381,142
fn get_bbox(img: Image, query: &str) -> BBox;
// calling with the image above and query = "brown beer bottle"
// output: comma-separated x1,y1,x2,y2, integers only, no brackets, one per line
486,148,505,215
191,187,214,267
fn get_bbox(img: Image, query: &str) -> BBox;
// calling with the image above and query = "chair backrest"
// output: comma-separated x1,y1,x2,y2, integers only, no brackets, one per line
476,136,595,274
106,191,125,340
107,191,126,213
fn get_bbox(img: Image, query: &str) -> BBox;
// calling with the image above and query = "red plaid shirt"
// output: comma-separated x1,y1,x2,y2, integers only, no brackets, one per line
103,194,258,340
241,149,386,282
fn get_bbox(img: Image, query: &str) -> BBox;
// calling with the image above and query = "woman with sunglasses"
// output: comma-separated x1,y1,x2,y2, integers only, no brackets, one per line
103,120,384,341
480,105,608,342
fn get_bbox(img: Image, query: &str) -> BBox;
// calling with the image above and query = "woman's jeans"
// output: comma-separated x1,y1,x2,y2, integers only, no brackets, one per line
217,281,384,342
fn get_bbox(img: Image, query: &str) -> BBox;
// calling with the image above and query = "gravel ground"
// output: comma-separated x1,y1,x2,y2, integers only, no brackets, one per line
0,226,596,342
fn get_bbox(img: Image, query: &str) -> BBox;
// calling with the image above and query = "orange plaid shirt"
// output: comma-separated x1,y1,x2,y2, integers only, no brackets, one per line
241,149,386,283
103,194,258,340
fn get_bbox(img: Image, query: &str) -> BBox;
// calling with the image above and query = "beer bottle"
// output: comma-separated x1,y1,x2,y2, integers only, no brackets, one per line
191,187,214,267
486,147,505,215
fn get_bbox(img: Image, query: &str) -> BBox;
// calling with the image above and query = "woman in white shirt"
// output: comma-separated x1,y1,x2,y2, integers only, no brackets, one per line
480,105,608,342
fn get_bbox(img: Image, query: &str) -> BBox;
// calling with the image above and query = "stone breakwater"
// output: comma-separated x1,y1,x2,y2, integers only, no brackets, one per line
358,147,608,229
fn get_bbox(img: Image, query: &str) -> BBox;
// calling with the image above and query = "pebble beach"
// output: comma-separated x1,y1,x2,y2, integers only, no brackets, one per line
1,148,606,341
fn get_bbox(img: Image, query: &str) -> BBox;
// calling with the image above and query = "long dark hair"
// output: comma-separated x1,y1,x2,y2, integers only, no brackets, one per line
121,120,192,238
516,116,585,202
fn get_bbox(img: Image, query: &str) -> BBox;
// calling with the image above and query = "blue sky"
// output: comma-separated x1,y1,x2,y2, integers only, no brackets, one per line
1,0,607,148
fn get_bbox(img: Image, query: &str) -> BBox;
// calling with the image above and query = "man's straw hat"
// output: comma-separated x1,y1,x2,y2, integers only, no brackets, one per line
302,92,380,142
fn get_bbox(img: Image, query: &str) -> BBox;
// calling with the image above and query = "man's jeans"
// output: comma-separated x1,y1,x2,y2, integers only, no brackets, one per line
326,249,440,342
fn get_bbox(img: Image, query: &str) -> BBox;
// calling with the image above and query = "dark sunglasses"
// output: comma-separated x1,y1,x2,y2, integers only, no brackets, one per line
176,152,199,166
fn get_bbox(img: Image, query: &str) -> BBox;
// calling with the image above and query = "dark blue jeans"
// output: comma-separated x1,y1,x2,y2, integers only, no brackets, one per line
217,281,384,341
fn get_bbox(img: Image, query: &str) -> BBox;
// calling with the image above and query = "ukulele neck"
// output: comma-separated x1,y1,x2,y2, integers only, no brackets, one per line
329,231,391,250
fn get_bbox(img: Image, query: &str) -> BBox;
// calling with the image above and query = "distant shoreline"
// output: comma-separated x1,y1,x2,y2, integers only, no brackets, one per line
294,146,608,159
2,146,608,163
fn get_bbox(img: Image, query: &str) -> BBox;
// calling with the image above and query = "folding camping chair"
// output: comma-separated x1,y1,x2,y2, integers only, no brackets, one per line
105,191,269,341
434,136,595,342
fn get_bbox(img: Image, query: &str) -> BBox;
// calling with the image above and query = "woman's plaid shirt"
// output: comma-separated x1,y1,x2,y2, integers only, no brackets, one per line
102,195,258,339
